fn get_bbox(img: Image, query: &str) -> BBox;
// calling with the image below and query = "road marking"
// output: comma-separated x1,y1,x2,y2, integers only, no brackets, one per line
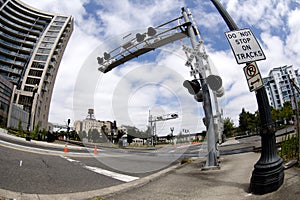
60,156,139,182
84,166,139,182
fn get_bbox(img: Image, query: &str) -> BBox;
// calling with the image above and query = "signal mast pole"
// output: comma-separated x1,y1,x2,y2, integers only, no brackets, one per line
182,8,218,168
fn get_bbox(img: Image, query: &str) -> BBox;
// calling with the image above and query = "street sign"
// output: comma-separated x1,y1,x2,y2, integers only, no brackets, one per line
225,29,266,64
243,62,263,92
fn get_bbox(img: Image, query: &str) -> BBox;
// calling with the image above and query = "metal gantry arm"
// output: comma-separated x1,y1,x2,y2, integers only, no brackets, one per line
148,111,178,146
97,18,193,73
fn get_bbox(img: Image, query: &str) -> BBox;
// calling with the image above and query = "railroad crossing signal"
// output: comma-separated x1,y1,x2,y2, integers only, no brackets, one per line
243,62,263,92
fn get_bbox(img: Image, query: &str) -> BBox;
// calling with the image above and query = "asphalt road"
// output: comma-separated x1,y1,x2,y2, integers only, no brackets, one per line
0,138,182,194
0,144,124,194
0,132,265,195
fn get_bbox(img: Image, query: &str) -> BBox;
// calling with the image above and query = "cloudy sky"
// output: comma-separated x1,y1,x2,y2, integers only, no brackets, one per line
22,0,300,135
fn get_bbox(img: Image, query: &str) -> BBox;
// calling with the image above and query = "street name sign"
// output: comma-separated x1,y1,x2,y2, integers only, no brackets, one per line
225,29,266,64
243,62,263,92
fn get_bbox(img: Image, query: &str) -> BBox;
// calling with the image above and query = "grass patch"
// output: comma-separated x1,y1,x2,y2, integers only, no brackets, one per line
180,157,194,165
279,134,299,162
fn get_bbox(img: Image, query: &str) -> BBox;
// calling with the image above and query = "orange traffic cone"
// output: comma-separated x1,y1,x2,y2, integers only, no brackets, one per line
94,145,98,154
64,144,68,153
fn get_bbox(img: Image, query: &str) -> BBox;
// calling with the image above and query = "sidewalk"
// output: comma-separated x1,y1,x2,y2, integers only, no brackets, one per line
103,152,300,200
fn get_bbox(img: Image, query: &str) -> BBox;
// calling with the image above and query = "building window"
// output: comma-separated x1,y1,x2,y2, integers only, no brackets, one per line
40,42,53,48
55,16,67,21
46,31,59,36
0,101,9,112
52,21,65,26
34,54,48,61
37,48,51,54
31,62,45,69
25,77,40,85
28,69,43,77
43,36,56,42
49,26,61,31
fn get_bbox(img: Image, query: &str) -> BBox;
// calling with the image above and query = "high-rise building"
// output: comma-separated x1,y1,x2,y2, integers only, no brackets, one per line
263,65,300,109
0,0,73,130
0,74,13,125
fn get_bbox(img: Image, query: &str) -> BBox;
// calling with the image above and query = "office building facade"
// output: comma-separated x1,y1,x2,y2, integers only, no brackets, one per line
0,74,13,126
263,65,300,109
0,0,73,130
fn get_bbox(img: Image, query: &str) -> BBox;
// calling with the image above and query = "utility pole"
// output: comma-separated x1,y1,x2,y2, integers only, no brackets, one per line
210,0,284,194
182,8,218,168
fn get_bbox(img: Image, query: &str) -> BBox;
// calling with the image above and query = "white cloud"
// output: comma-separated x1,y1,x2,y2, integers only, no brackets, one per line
94,0,185,37
286,8,300,64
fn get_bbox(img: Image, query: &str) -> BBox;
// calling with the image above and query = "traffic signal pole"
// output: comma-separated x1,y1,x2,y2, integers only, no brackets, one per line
210,0,284,194
182,8,218,168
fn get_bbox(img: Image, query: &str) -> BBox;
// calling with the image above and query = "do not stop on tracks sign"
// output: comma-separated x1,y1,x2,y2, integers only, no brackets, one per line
225,29,266,64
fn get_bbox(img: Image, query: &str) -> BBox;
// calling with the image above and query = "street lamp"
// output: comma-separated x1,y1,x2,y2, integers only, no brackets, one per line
210,0,284,194
26,84,38,141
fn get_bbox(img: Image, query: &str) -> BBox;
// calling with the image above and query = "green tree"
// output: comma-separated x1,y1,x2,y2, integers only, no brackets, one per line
0,117,6,128
116,129,125,142
101,125,108,137
271,106,280,122
280,102,293,123
78,131,87,139
238,108,259,134
127,133,134,144
223,117,235,137
239,108,249,133
126,126,140,137
18,120,23,133
90,129,100,142
31,124,40,139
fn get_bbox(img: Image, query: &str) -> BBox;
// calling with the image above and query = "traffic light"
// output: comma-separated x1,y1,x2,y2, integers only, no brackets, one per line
170,114,178,118
206,75,222,91
147,27,157,36
206,75,224,97
183,79,201,95
183,79,203,102
194,91,203,102
136,33,146,42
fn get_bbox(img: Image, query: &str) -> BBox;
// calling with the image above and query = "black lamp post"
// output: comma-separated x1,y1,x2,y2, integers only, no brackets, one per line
26,85,38,141
210,0,284,194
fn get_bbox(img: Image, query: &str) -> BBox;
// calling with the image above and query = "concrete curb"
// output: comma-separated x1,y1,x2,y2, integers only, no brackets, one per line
0,161,183,200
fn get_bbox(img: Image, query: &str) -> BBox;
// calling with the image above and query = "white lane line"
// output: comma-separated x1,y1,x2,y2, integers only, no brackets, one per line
60,156,80,163
84,166,139,182
60,156,139,182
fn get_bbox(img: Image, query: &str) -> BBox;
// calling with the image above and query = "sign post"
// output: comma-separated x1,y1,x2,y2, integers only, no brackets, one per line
211,0,284,195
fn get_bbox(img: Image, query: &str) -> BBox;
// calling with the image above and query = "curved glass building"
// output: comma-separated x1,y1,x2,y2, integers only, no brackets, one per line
0,0,73,130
